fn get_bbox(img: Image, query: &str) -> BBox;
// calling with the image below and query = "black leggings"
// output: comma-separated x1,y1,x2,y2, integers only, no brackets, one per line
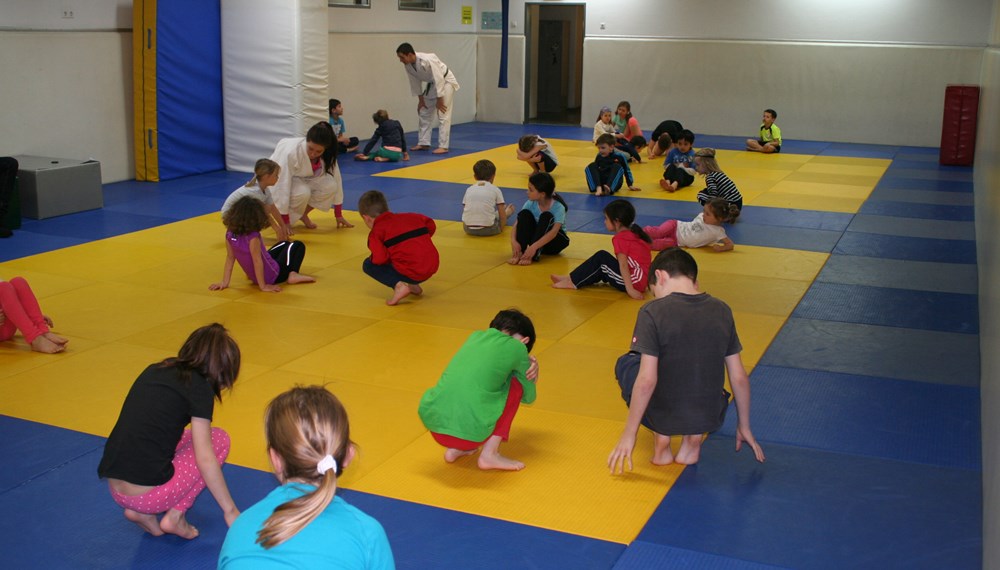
0,157,17,228
515,210,569,260
267,240,306,283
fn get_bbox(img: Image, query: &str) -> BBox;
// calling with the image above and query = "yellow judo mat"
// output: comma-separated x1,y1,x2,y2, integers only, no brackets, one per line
377,139,890,213
0,143,873,544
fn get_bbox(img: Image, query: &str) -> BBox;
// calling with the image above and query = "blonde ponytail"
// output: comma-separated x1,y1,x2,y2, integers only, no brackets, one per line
254,386,352,549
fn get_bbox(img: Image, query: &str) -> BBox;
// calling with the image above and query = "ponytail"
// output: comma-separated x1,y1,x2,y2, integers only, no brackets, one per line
255,386,352,549
630,222,652,244
256,470,338,549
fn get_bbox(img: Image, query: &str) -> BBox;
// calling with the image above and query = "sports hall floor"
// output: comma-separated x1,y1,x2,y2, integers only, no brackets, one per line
0,122,981,568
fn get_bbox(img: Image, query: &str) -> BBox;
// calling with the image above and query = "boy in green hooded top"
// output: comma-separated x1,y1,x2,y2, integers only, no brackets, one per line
418,309,539,471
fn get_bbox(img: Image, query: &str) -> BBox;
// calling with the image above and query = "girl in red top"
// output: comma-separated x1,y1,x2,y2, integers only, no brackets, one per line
550,199,652,300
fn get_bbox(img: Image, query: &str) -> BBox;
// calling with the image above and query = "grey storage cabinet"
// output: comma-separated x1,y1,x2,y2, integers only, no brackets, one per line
13,155,103,219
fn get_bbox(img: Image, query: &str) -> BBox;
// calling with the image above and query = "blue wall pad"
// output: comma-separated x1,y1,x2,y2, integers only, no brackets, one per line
720,366,980,468
155,0,224,179
793,282,978,333
868,187,974,206
833,231,977,264
761,318,980,386
0,415,104,493
846,214,975,241
634,438,981,570
859,200,974,221
875,176,973,193
816,255,979,295
613,542,791,570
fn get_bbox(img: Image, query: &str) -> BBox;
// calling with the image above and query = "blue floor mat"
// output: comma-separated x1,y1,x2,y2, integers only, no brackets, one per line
815,255,978,294
882,167,973,182
867,187,975,206
875,176,973,193
793,282,978,333
633,438,982,570
722,365,980,469
613,542,790,570
760,317,980,386
846,214,975,241
833,231,977,264
859,200,974,221
0,416,624,570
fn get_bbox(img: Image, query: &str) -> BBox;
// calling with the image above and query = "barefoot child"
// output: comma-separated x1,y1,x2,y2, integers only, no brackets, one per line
219,386,394,568
643,198,739,252
509,172,570,265
695,148,743,216
660,130,696,193
221,158,289,241
0,276,68,353
516,134,559,174
746,108,781,153
355,109,410,162
210,197,315,293
418,309,539,471
608,249,765,472
551,199,651,300
328,98,359,154
359,189,439,305
98,323,241,539
585,134,639,196
463,159,515,236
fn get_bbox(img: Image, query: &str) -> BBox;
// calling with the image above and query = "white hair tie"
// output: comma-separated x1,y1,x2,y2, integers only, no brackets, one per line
317,454,337,475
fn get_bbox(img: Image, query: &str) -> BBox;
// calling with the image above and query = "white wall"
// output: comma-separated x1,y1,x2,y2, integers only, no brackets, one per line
327,34,477,139
329,0,478,33
0,31,134,183
580,39,983,146
477,35,525,123
979,6,1000,570
0,0,130,30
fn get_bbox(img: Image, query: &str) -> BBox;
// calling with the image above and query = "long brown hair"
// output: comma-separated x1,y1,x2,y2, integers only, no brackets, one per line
256,386,353,549
160,323,240,400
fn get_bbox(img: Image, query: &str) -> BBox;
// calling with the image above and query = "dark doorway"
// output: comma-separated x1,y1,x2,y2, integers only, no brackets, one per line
525,3,584,125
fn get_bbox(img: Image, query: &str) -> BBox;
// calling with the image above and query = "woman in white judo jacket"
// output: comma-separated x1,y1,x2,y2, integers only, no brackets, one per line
268,121,353,230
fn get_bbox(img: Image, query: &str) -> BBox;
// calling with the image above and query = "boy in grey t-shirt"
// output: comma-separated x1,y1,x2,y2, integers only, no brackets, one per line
608,248,765,472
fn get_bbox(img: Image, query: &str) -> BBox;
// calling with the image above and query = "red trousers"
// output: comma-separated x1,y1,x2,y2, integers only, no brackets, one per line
0,277,49,344
432,379,524,451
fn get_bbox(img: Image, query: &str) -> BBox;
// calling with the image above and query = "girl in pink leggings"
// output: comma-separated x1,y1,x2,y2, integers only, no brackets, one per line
0,276,68,353
98,323,242,539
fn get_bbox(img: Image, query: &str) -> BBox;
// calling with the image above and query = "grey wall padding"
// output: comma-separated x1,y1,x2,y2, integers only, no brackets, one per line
221,0,328,172
580,38,983,146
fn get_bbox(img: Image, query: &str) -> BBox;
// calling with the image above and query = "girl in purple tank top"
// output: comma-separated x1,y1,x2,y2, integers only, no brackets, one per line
209,197,315,293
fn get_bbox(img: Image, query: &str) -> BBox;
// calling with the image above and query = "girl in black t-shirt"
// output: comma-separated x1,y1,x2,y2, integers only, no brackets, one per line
98,323,242,539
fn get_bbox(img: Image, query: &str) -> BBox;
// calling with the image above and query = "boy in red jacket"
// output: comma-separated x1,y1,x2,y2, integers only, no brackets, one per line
358,190,440,305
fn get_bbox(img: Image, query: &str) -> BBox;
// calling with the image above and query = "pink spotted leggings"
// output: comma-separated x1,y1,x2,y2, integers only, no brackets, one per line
0,277,49,344
109,428,231,514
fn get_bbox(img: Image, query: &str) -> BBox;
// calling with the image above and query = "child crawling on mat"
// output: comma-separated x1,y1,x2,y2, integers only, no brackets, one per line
418,309,539,471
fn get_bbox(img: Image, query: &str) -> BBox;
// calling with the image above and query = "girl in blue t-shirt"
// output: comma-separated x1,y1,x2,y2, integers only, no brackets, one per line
509,172,570,265
219,386,395,569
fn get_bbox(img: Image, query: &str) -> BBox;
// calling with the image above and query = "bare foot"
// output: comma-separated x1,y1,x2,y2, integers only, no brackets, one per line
300,215,318,230
387,281,412,306
659,179,672,191
354,154,368,161
549,274,566,284
550,278,576,289
159,509,199,539
594,186,605,197
674,434,704,465
669,181,679,192
286,272,316,284
432,147,449,154
410,145,430,151
124,509,164,536
517,257,533,266
507,255,522,265
444,448,478,463
478,452,525,471
408,283,423,296
504,204,516,217
373,157,389,162
651,434,675,465
30,335,64,354
43,332,69,345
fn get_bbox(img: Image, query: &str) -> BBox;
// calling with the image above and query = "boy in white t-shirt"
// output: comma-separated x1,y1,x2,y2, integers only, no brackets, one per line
462,160,515,236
